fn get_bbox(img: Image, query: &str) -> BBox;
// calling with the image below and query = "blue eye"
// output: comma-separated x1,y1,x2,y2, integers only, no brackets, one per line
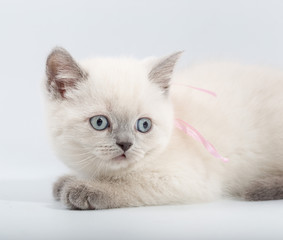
136,118,152,133
90,115,109,131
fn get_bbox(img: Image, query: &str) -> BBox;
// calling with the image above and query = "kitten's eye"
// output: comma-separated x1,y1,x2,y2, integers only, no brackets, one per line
89,115,109,131
136,118,152,133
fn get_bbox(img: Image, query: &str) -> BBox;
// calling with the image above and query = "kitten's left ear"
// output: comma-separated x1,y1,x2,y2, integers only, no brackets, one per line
45,47,88,99
147,51,183,94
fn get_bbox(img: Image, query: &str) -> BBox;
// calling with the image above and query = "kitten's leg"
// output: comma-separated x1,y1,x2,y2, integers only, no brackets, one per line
242,176,283,201
53,174,187,210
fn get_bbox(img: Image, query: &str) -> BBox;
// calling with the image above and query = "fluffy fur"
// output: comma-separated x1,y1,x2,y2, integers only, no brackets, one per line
45,48,283,210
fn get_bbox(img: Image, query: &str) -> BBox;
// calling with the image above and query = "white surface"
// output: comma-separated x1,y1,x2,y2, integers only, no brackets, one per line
1,0,283,239
2,197,283,240
2,144,283,240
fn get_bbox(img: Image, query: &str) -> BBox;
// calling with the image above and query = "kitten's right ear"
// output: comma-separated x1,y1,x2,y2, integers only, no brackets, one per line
145,51,183,94
45,47,87,99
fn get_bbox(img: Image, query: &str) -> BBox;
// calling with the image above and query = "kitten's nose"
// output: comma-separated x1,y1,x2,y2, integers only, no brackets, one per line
116,142,133,152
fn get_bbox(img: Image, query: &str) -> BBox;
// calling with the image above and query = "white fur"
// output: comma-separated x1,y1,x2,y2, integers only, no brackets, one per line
46,55,283,206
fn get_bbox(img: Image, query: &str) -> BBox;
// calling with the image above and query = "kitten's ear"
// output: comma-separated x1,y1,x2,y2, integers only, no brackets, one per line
148,51,183,94
45,47,87,99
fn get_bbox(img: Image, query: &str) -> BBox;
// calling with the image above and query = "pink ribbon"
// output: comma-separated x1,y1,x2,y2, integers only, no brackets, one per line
175,119,228,162
174,84,228,162
173,83,217,97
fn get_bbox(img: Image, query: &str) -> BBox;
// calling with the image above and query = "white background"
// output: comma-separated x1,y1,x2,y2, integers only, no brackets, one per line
1,0,283,239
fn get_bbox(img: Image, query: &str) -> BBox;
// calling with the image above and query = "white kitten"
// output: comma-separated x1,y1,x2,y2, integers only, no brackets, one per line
45,48,283,210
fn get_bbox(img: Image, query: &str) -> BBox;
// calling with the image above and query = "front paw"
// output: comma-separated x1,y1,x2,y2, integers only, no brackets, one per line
53,175,75,201
53,176,106,210
61,183,103,210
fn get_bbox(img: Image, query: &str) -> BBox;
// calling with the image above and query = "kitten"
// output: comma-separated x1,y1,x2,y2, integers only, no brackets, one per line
45,47,283,210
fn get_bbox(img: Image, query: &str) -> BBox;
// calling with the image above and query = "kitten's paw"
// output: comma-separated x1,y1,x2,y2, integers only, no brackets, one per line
53,175,75,201
61,183,103,210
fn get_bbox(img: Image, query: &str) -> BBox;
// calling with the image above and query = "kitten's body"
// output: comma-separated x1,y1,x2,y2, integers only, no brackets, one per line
46,48,283,209
170,63,283,201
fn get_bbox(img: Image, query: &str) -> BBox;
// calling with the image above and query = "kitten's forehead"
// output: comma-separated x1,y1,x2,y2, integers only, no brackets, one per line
81,57,148,86
81,57,160,111
73,57,169,128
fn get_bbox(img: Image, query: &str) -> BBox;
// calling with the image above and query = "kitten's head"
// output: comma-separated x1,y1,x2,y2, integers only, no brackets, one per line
45,47,181,178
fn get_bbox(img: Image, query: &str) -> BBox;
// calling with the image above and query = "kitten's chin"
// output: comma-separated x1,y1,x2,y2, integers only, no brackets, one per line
108,153,139,170
107,146,163,174
111,154,127,162
103,150,153,176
